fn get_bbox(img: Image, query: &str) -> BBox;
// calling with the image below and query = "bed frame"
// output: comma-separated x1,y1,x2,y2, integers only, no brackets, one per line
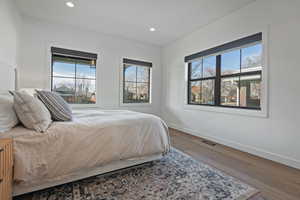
13,154,163,196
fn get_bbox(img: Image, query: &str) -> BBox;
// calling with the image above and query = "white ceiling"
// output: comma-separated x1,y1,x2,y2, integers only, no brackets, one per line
15,0,255,46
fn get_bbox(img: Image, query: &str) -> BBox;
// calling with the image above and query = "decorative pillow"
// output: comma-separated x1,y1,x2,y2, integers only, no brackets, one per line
10,91,52,132
0,92,19,133
36,90,72,121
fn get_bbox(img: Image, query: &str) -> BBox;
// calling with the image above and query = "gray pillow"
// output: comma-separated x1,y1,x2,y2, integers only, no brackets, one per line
10,91,52,132
36,90,72,121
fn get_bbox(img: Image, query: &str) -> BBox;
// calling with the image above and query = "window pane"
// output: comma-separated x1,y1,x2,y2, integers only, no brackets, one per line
137,66,149,82
77,64,96,79
203,56,216,78
52,77,75,103
124,65,137,82
189,81,201,104
221,49,240,75
201,79,214,104
123,82,136,103
137,83,149,102
221,77,239,106
240,74,261,108
76,79,96,104
52,60,75,77
52,55,97,104
241,43,262,73
190,60,202,79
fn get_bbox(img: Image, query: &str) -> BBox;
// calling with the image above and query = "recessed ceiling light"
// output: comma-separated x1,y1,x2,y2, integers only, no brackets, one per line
66,1,75,8
149,27,156,32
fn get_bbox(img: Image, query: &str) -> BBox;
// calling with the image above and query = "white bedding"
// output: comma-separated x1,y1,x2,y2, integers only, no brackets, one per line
1,109,170,186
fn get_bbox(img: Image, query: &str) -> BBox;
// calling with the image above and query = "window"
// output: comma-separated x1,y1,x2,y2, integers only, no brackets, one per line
186,33,262,110
122,58,151,103
51,47,97,104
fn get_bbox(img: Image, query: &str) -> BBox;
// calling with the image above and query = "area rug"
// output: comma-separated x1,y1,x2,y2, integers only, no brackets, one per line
19,148,259,200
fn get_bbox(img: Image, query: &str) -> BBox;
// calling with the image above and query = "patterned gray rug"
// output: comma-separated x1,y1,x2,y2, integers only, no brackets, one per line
17,148,259,200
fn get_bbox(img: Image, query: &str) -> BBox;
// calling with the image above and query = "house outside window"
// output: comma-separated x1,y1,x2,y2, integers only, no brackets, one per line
186,33,263,110
122,58,152,104
51,47,97,104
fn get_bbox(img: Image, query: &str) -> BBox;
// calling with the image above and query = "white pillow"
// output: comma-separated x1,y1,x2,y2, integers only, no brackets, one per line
0,93,19,133
19,88,42,97
11,91,52,132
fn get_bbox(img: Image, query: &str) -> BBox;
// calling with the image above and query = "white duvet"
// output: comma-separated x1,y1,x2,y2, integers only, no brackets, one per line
1,109,170,186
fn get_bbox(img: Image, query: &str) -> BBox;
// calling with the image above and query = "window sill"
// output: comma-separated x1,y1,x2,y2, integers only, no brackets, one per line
119,102,152,107
183,104,268,118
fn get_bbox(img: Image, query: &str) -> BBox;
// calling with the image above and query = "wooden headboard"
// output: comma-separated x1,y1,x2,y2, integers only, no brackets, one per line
0,61,16,92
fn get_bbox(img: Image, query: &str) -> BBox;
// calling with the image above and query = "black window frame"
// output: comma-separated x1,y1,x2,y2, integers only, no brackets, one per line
187,57,217,106
122,58,152,104
51,47,98,104
186,33,263,110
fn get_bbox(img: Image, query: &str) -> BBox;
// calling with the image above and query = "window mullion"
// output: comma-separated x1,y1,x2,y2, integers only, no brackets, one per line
74,60,77,103
135,66,138,102
238,49,242,107
123,64,126,103
190,77,216,81
199,59,203,103
148,67,150,102
51,56,53,91
187,63,191,104
215,55,221,106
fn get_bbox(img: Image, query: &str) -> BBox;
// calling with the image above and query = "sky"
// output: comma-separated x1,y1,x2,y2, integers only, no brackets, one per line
191,43,262,77
124,65,149,83
53,62,96,79
222,43,262,74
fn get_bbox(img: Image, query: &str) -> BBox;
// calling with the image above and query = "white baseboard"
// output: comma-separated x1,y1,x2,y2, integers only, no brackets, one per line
168,122,300,170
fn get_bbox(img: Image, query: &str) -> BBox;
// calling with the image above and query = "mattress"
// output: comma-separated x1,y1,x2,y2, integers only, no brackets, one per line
0,109,170,187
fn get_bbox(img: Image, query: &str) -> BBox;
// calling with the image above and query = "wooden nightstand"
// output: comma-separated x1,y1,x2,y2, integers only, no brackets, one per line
0,139,13,200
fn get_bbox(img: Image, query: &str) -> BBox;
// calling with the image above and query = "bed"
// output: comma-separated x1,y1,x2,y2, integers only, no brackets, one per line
3,109,170,196
0,64,170,196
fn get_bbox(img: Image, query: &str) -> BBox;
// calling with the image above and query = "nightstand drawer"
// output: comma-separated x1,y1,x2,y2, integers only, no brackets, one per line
0,139,13,200
0,146,4,179
0,174,12,200
0,145,12,177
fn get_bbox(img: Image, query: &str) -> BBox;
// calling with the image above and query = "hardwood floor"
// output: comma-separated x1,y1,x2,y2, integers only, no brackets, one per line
170,128,300,200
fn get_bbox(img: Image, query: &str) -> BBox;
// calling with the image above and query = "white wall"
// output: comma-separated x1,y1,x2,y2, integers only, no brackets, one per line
162,0,300,169
15,0,300,169
19,16,162,116
0,0,20,84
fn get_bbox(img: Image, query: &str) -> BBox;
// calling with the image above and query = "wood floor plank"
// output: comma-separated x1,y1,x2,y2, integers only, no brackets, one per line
170,128,300,200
